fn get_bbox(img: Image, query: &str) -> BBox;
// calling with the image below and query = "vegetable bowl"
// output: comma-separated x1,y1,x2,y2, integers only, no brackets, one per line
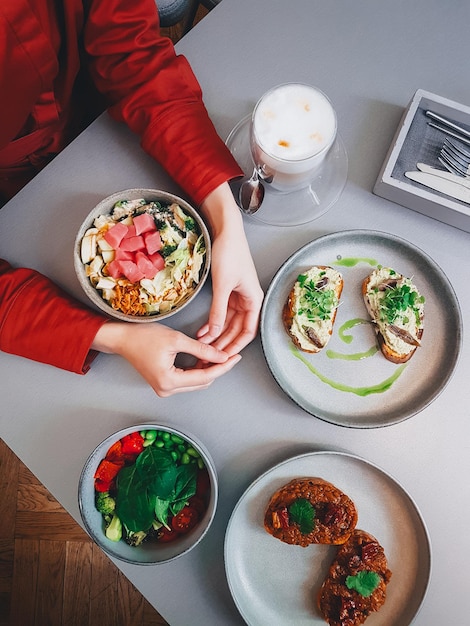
78,424,218,564
74,189,211,322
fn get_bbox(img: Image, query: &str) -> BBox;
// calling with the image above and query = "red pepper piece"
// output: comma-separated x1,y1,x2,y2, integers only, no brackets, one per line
105,440,125,463
94,459,123,485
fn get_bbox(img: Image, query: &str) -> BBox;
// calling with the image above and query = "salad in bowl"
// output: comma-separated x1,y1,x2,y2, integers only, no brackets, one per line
74,189,211,322
78,424,218,564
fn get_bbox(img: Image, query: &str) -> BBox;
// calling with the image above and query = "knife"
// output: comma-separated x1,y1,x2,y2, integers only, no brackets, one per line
404,170,470,204
416,163,470,189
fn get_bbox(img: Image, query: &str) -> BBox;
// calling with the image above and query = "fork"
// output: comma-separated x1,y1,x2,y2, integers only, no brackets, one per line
438,138,470,176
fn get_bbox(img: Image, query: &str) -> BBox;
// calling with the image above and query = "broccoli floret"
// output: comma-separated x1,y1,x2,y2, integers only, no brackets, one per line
160,244,178,257
105,514,122,542
95,491,116,516
184,216,196,232
125,530,148,547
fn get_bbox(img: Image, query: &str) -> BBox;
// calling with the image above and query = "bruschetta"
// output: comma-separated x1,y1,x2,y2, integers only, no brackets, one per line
362,267,424,364
318,529,392,626
264,477,357,547
283,266,343,353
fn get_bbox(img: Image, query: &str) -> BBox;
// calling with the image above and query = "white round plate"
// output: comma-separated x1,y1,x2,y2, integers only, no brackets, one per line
260,229,462,428
225,451,431,626
226,115,348,226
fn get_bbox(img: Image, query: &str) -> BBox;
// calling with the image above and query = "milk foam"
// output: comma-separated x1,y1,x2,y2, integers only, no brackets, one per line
253,84,336,161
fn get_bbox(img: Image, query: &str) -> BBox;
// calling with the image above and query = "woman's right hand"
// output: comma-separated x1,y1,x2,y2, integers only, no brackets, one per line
91,321,241,397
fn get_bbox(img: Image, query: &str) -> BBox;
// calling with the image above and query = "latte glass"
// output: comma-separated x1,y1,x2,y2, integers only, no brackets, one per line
250,83,337,193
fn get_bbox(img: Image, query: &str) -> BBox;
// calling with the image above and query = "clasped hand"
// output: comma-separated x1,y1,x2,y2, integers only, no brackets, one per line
93,184,264,397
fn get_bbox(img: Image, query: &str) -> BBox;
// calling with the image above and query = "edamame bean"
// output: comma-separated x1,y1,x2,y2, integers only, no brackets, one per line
186,446,199,458
181,452,190,465
145,430,157,443
171,434,184,444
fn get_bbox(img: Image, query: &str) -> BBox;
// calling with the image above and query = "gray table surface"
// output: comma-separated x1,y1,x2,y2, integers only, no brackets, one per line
1,0,470,624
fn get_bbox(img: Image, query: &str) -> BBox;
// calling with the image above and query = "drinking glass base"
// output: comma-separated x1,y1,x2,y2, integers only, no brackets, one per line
226,115,348,226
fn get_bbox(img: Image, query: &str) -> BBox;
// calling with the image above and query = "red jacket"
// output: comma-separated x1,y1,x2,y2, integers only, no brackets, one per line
0,0,242,373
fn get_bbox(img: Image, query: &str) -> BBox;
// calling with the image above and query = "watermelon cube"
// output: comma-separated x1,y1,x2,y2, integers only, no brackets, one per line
106,259,123,279
133,212,156,236
135,251,158,279
103,222,128,249
119,235,145,252
124,224,137,238
144,230,162,255
114,248,134,261
117,260,145,283
148,252,165,272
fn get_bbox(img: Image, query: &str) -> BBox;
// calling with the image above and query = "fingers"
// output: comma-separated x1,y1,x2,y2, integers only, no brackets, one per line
201,284,231,342
154,354,242,397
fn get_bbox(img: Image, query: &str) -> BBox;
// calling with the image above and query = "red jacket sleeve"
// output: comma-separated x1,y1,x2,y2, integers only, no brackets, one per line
0,259,107,374
83,0,242,205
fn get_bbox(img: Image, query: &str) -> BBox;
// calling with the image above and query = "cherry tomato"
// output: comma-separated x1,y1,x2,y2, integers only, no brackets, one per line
171,505,199,534
120,432,144,456
157,526,180,543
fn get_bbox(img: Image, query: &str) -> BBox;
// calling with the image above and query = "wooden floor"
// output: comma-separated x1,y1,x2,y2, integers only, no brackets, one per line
0,8,211,626
0,438,169,626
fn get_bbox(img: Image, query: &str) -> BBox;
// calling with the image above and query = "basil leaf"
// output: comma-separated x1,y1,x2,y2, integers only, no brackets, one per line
346,570,381,597
172,464,197,502
136,447,178,499
136,446,174,483
116,465,156,532
169,499,188,516
288,498,315,534
154,496,171,529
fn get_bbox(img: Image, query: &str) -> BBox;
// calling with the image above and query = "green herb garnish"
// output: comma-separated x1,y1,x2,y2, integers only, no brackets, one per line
345,570,381,597
379,282,424,325
297,274,338,322
288,498,315,534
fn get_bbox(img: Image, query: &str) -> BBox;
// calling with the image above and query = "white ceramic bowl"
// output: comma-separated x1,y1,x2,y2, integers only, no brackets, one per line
74,189,211,322
78,423,218,564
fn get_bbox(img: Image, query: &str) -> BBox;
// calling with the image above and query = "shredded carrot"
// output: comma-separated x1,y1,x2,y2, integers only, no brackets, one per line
111,284,148,316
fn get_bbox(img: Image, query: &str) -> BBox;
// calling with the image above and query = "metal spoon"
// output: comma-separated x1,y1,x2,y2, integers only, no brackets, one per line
238,167,265,214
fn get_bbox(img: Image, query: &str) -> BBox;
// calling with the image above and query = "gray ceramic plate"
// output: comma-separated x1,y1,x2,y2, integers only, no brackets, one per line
225,451,431,626
260,230,462,428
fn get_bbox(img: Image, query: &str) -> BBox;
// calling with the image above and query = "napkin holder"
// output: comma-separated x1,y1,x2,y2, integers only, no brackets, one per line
374,89,470,233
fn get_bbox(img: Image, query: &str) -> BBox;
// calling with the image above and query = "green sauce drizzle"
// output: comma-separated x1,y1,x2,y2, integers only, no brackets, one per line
290,344,407,396
333,257,377,267
326,346,378,361
338,318,371,344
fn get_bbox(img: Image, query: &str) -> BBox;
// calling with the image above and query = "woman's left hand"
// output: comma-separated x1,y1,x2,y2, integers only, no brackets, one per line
197,183,264,356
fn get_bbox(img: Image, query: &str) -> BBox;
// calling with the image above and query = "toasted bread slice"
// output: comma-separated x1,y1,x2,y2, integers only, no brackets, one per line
264,477,357,547
283,266,343,353
318,529,392,626
362,267,424,364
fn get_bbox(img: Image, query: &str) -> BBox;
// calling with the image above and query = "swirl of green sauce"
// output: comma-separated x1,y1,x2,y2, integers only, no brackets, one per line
290,343,407,396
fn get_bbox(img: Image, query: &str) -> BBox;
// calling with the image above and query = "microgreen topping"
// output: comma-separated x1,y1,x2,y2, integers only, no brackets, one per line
297,273,338,322
346,570,381,597
378,281,424,325
288,498,315,534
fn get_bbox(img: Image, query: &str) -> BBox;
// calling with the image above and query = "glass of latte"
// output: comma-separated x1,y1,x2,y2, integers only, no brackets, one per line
250,83,337,193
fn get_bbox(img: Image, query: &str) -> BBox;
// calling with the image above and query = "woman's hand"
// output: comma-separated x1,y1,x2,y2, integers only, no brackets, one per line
197,182,264,355
91,322,241,397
